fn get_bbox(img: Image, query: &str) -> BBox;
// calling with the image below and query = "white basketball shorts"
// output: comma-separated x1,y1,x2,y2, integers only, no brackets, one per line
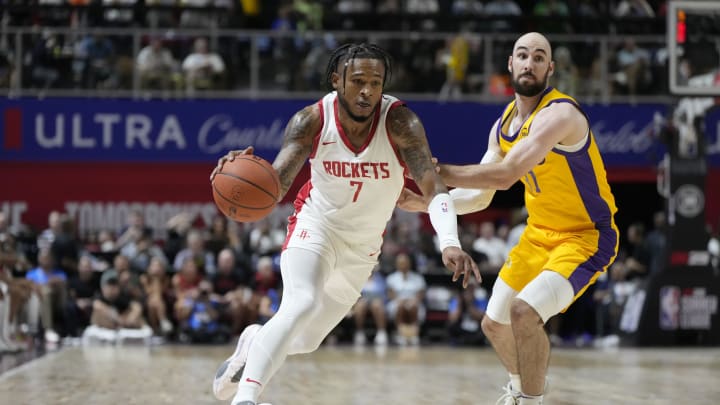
284,218,382,306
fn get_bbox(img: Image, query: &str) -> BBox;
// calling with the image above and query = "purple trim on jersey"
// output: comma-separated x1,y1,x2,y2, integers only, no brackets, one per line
499,87,554,142
527,170,540,193
565,152,618,294
498,103,516,143
551,135,591,156
544,99,593,156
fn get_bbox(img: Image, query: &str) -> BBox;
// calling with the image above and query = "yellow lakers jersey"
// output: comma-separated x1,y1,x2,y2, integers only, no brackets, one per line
496,88,618,233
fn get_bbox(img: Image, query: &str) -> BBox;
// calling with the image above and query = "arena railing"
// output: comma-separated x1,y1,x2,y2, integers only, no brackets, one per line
0,27,670,104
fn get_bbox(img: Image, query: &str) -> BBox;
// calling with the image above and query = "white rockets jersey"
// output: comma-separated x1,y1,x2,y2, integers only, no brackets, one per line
288,92,407,242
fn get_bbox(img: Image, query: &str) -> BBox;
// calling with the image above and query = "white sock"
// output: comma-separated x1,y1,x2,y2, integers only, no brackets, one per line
510,373,522,392
25,293,41,333
233,340,274,403
519,393,543,405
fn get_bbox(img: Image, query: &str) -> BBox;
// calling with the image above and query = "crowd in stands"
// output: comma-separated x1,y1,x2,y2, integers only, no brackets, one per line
0,199,682,354
1,1,667,33
0,0,676,99
0,0,714,359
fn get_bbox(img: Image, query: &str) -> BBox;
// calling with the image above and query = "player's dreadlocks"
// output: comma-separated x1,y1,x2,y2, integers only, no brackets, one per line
323,43,393,91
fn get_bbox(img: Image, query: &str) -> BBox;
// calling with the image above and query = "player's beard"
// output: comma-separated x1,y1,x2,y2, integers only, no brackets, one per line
510,69,549,97
337,92,377,123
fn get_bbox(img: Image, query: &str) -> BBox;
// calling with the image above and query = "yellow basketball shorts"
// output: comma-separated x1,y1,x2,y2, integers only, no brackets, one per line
499,224,619,302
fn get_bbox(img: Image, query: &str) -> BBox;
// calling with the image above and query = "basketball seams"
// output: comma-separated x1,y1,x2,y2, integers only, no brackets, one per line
212,182,276,211
211,155,280,222
217,170,277,201
237,156,280,197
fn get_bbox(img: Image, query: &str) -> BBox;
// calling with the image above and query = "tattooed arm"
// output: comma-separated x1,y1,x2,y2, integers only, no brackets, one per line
271,104,321,200
387,105,448,202
210,104,320,201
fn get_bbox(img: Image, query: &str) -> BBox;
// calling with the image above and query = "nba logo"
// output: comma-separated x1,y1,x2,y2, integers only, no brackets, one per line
659,286,680,330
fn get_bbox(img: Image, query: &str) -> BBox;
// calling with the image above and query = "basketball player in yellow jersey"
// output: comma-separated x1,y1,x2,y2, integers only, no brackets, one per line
400,32,619,405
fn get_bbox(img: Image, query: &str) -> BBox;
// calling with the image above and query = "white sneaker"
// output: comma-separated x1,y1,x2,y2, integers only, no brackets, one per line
0,335,13,353
373,330,388,346
497,380,549,405
0,334,23,352
82,325,118,344
213,324,261,400
44,329,60,344
408,335,420,346
117,325,153,345
495,381,521,405
353,331,366,346
160,319,173,335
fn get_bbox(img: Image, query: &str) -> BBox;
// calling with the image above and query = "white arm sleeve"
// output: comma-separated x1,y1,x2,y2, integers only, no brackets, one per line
428,193,461,251
448,149,501,215
449,188,496,215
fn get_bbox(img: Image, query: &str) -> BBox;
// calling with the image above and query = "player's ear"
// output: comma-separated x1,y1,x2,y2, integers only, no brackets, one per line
548,60,555,78
331,71,341,90
507,56,513,73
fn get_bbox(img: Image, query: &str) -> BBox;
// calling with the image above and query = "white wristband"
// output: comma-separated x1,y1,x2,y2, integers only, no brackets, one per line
428,193,461,251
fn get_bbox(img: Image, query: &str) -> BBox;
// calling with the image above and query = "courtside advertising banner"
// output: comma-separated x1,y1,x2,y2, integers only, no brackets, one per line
1,98,718,234
0,97,679,165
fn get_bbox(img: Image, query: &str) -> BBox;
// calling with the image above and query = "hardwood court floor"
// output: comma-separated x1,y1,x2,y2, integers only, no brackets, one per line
0,344,718,405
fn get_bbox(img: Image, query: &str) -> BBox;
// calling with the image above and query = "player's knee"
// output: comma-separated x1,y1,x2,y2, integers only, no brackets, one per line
282,292,316,323
370,298,384,311
509,298,542,325
481,315,507,337
354,298,368,312
147,296,161,309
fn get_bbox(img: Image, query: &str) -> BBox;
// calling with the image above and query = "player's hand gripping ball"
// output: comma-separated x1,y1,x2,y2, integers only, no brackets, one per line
211,152,280,223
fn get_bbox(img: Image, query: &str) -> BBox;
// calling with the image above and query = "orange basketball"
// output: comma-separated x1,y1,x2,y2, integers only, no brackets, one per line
211,155,280,222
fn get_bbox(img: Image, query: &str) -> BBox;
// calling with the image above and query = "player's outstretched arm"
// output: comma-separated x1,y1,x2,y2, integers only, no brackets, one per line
397,120,501,215
439,103,584,190
446,119,503,213
388,106,480,287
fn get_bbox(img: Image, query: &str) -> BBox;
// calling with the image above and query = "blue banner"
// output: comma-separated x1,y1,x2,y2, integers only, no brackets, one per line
0,98,303,163
705,106,720,166
0,97,685,167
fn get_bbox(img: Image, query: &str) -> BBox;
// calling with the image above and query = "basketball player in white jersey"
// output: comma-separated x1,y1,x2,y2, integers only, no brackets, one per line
209,43,480,405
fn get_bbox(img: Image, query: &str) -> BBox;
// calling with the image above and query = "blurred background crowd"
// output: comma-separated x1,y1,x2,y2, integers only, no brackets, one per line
0,0,718,359
0,0,693,103
0,198,689,352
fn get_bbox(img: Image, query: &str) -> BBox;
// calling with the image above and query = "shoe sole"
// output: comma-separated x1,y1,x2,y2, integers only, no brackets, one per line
212,324,261,401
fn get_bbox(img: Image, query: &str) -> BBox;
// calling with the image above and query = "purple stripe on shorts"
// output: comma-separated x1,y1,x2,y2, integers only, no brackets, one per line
564,149,618,294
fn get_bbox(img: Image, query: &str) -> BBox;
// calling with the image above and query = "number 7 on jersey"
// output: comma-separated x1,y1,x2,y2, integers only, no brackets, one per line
350,181,364,202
